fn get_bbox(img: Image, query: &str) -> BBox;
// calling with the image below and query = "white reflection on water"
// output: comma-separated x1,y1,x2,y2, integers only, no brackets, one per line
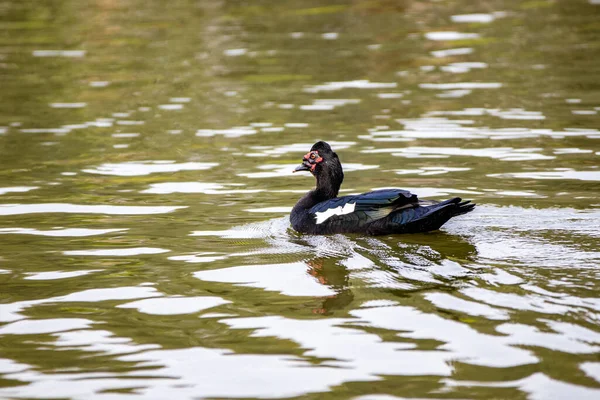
424,32,480,41
420,82,502,89
303,80,397,93
238,162,378,178
431,47,473,57
489,169,600,181
0,186,39,195
0,318,92,335
118,296,230,315
394,167,470,176
246,141,355,157
83,161,218,176
300,99,361,110
168,252,228,263
352,305,537,367
451,13,498,23
441,61,487,73
0,204,186,215
64,247,170,256
158,104,184,110
0,228,127,237
53,329,160,355
581,363,600,384
424,292,510,320
360,116,590,141
24,270,101,280
444,373,600,400
196,127,257,137
195,262,337,297
32,50,85,57
0,286,162,323
49,102,87,108
245,206,292,213
363,146,554,161
142,182,261,195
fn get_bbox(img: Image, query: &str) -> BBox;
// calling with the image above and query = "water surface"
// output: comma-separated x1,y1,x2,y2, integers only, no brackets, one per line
1,0,600,399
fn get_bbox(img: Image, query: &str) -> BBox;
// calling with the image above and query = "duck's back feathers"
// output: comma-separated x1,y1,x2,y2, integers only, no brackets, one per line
296,189,417,234
294,191,475,235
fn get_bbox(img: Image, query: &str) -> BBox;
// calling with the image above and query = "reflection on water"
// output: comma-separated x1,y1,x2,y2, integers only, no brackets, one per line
1,0,600,399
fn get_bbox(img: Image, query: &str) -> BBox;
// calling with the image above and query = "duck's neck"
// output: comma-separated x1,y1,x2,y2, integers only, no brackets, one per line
291,163,343,232
314,164,343,201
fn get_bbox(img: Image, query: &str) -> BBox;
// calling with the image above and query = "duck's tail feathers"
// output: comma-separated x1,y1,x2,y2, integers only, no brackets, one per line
452,199,476,217
406,197,475,232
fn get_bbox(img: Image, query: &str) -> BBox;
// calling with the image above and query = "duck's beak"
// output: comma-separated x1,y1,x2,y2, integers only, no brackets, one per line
293,161,311,173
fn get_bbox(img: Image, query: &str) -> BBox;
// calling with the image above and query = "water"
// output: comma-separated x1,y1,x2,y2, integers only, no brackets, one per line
1,0,599,398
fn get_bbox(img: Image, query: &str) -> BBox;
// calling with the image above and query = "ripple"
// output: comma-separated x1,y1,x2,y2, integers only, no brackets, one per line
194,262,337,297
441,62,488,73
245,207,292,213
352,306,537,367
393,166,471,176
168,253,228,263
430,47,474,57
303,80,397,93
0,228,127,237
224,48,247,56
363,146,553,161
451,13,499,23
0,286,162,322
462,288,572,315
425,292,510,320
246,141,355,157
300,99,360,110
83,161,218,176
53,329,160,355
238,163,378,178
225,314,452,377
49,102,87,108
64,247,170,256
158,104,184,110
496,321,600,354
117,296,231,315
56,286,162,302
32,50,85,57
115,346,372,398
0,186,39,195
581,362,600,384
196,127,257,137
425,32,480,41
24,270,101,280
489,169,600,181
0,318,92,335
0,204,185,216
420,82,502,89
142,182,261,195
444,373,600,399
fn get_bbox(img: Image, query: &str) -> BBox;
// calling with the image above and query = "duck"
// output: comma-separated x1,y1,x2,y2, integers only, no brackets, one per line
290,141,475,235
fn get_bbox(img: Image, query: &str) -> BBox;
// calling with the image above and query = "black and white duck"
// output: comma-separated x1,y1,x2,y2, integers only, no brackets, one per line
291,141,475,235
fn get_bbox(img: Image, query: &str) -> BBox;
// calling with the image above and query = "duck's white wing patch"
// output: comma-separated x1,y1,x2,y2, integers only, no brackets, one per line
314,202,356,224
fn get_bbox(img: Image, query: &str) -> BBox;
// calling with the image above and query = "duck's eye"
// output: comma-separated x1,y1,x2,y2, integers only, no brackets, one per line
310,153,316,160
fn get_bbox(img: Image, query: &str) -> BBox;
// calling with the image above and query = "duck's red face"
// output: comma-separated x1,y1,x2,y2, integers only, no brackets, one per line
293,150,323,173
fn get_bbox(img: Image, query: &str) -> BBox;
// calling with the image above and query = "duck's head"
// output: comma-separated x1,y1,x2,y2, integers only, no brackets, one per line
293,141,344,197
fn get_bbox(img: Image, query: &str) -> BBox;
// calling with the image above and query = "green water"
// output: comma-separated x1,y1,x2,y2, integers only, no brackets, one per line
1,0,599,399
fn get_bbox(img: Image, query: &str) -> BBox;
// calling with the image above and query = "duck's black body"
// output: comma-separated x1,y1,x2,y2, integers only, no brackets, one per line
291,141,475,235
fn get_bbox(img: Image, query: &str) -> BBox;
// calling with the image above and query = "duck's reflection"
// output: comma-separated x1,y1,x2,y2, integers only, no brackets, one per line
305,258,354,314
300,231,478,314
